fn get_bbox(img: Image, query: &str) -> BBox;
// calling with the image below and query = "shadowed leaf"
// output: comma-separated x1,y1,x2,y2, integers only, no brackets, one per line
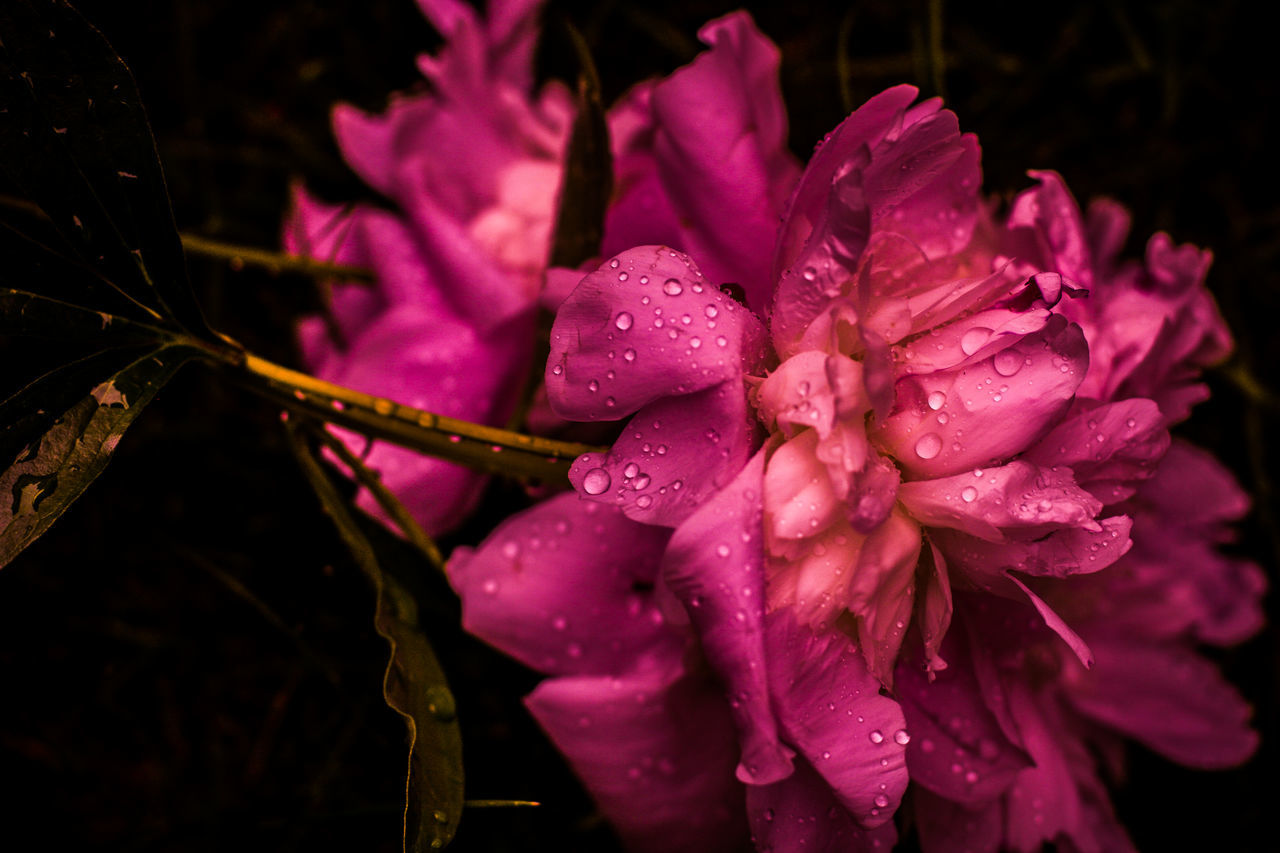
0,344,195,567
286,422,465,851
0,0,213,338
549,20,612,269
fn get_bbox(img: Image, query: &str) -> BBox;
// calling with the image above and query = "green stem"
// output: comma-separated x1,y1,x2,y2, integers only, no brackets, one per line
180,232,375,281
232,351,602,484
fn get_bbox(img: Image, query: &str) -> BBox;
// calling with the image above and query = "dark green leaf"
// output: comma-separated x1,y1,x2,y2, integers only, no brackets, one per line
0,0,214,338
1,285,173,345
548,21,613,269
0,343,195,568
286,423,465,851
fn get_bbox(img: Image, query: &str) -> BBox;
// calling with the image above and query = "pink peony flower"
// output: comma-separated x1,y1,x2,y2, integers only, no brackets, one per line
284,0,571,535
452,70,1261,852
284,2,799,537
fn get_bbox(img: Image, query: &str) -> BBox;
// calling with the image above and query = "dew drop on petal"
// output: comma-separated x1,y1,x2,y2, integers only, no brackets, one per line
582,468,611,495
994,349,1023,376
623,462,640,478
623,348,636,363
615,311,634,331
893,729,911,745
927,391,947,411
663,278,683,296
915,433,943,460
961,486,978,503
960,327,992,356
873,794,889,808
869,730,885,744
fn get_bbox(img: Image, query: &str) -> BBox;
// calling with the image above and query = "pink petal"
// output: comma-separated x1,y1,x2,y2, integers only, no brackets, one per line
896,627,1032,804
930,515,1132,586
845,507,923,686
1023,398,1169,504
660,448,796,785
913,787,1002,853
1137,438,1250,532
1007,573,1095,668
566,380,758,528
874,315,1088,480
1065,634,1259,769
1001,685,1088,852
898,460,1103,543
917,542,954,673
448,493,680,676
764,611,910,827
771,85,981,357
547,246,769,422
1006,170,1094,288
604,13,801,315
526,663,749,853
746,757,899,853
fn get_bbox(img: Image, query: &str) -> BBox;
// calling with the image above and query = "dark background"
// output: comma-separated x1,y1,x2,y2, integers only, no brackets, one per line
1,0,1276,850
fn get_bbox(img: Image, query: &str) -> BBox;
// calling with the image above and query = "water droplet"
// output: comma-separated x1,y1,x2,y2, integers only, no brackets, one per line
960,327,992,356
551,364,563,376
582,468,611,495
608,259,620,269
588,379,599,392
927,391,947,410
663,278,683,296
633,474,651,490
624,462,640,478
716,544,731,558
624,348,637,362
873,794,890,808
993,348,1023,376
915,433,943,460
1126,417,1137,429
615,311,634,331
802,267,817,282
618,271,629,281
605,396,616,407
893,729,911,745
636,494,654,508
705,305,718,318
869,730,885,744
961,486,978,503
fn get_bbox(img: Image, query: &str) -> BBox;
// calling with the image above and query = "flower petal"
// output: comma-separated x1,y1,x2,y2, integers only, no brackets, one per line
448,493,680,676
547,246,770,421
898,460,1103,543
771,85,981,357
660,447,796,785
875,315,1088,479
765,611,910,827
746,757,899,853
896,627,1032,804
1065,635,1259,769
1024,398,1169,504
604,13,800,315
566,380,758,528
525,664,749,853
